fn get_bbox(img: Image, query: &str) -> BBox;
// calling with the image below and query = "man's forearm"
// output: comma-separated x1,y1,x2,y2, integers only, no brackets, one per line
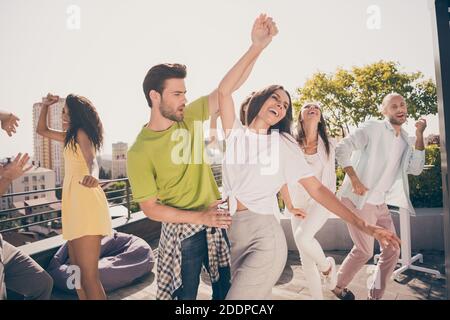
343,166,360,182
142,202,203,225
415,133,425,151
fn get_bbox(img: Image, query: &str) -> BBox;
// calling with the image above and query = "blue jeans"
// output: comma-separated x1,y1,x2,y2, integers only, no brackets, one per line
173,229,231,300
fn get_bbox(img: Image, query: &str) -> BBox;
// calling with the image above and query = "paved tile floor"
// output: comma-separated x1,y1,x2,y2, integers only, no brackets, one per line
52,249,446,300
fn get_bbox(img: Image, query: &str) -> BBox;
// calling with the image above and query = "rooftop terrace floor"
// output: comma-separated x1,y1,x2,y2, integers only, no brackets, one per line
51,249,446,300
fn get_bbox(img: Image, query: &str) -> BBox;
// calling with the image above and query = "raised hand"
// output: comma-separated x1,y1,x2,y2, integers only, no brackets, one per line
415,118,427,136
42,93,60,107
0,112,20,137
1,153,33,181
251,14,278,50
267,16,279,37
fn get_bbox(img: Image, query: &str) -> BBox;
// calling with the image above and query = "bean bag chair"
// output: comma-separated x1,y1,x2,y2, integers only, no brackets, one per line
47,231,154,294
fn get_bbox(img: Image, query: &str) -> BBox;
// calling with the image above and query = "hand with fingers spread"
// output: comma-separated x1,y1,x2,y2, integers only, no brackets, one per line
251,13,278,50
368,225,401,249
0,153,33,181
0,111,20,137
79,175,99,188
200,199,232,229
42,93,60,107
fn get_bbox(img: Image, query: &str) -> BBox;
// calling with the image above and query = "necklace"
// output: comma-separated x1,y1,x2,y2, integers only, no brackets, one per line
301,141,318,154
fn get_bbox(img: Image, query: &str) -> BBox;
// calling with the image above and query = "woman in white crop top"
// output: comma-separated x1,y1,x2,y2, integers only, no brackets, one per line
280,102,339,299
218,14,400,300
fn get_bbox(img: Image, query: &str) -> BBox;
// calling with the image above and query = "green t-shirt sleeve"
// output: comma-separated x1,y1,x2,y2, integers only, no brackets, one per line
184,96,209,122
127,148,158,203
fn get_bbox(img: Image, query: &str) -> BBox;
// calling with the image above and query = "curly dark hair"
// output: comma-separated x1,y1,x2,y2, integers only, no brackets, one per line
64,94,104,152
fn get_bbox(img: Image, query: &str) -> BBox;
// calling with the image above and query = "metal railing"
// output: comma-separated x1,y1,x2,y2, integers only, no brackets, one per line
210,163,222,187
0,162,436,235
0,178,135,234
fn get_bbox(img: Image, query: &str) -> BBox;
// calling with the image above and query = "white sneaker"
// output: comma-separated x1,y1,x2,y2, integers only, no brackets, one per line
322,257,337,291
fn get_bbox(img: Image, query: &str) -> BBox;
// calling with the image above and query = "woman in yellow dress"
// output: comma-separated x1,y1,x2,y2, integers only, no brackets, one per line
37,93,112,300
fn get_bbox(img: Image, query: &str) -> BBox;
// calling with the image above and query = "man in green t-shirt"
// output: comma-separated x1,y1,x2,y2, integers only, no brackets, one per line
128,62,255,300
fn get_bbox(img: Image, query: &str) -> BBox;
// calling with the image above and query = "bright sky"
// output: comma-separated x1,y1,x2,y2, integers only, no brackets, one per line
0,0,439,157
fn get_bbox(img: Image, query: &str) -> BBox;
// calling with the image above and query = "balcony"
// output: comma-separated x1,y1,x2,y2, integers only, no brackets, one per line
0,177,446,300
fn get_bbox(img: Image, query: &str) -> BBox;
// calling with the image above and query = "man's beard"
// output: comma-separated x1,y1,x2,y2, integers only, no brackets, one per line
160,100,184,122
388,115,406,126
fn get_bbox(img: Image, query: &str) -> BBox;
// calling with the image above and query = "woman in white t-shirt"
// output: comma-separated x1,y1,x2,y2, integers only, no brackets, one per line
218,14,400,300
281,102,338,299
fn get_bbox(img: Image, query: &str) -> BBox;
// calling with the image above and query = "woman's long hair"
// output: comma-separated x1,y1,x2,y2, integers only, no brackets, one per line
245,85,293,136
239,92,255,126
296,102,330,157
64,94,104,152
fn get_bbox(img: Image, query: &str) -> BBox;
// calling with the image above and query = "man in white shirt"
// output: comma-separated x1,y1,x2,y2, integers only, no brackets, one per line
333,93,427,300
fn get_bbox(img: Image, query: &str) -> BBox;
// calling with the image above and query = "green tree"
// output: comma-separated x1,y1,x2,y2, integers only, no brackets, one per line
105,181,126,204
336,166,345,189
99,167,111,179
130,202,141,213
409,144,443,208
294,61,437,136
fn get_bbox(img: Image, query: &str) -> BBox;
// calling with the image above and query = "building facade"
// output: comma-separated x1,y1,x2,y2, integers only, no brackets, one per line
112,142,128,179
32,98,65,185
1,166,56,210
